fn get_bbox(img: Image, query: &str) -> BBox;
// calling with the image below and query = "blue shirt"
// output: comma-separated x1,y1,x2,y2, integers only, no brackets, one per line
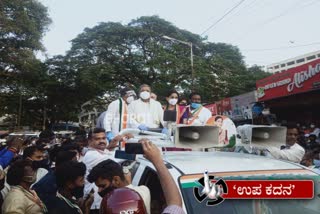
32,170,57,211
0,148,15,169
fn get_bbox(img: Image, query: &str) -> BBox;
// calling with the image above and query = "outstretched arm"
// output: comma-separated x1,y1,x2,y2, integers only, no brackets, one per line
141,139,182,207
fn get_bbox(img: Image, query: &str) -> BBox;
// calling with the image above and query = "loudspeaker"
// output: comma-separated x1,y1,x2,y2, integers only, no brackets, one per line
174,125,220,149
237,125,287,148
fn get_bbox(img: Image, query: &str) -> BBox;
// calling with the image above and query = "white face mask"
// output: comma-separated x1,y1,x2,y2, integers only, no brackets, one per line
140,91,151,100
168,98,178,105
310,124,315,129
126,96,134,104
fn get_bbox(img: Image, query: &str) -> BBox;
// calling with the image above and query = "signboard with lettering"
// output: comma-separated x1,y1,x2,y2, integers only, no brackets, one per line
256,58,320,101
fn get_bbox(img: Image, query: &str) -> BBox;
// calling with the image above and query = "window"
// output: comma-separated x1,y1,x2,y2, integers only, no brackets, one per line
287,61,295,66
274,65,279,69
317,54,320,58
296,58,305,63
281,64,286,67
139,167,166,213
307,55,316,60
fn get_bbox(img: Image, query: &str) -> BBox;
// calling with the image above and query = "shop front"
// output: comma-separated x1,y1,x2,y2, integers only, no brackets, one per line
256,58,320,125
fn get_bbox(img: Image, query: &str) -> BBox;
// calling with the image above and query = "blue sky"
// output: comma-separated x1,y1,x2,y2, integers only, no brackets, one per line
39,0,320,67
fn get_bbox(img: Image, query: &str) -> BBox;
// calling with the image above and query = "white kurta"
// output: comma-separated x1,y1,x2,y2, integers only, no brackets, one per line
266,143,305,163
188,106,212,125
103,98,127,136
128,99,164,128
83,149,117,210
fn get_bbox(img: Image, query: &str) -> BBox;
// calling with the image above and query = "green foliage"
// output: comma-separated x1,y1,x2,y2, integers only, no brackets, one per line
0,0,51,129
1,11,271,128
65,16,258,102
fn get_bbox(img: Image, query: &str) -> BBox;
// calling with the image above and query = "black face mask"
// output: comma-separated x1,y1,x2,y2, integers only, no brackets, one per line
32,159,50,170
0,177,5,191
98,185,116,198
71,186,84,199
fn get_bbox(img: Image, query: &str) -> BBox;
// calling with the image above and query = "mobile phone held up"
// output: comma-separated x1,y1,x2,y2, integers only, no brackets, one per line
125,143,144,154
114,150,136,161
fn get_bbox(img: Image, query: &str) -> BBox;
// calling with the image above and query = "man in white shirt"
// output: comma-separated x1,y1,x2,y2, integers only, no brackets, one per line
266,126,305,163
87,159,151,214
82,128,132,213
187,92,211,125
128,84,164,131
103,87,136,141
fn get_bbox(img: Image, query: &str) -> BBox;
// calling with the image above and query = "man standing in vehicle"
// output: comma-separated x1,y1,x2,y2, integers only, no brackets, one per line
187,92,211,125
103,87,136,141
128,84,164,131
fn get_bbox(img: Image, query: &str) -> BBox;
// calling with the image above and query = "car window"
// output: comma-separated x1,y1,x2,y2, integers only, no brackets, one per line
139,166,166,214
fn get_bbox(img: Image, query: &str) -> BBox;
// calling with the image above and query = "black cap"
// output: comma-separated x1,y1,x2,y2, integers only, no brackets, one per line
120,87,136,97
39,129,55,139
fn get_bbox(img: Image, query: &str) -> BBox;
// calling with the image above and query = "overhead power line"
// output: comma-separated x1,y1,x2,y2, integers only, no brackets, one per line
200,0,246,36
231,0,320,43
242,41,320,52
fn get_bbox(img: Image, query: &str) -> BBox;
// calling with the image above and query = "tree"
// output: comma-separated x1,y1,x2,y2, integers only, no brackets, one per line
244,65,272,90
64,16,253,104
0,0,51,129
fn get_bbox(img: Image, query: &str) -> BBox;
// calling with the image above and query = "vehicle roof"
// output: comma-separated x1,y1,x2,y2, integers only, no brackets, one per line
9,132,40,136
160,151,306,175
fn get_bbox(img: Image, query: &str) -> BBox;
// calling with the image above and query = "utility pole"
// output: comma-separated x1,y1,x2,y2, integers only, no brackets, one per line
162,35,195,90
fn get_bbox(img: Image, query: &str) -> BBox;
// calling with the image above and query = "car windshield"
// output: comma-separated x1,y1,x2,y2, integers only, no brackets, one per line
179,172,320,214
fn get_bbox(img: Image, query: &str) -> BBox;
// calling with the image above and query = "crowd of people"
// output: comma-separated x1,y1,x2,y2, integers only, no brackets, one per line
296,123,320,171
0,84,216,214
0,127,185,214
0,84,319,213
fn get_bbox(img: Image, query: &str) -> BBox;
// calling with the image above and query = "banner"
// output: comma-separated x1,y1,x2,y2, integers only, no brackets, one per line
220,180,313,199
204,103,217,115
215,98,232,116
256,58,320,101
230,91,257,120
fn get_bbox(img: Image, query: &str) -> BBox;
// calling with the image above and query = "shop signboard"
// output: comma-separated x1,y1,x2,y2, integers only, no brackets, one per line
256,58,320,101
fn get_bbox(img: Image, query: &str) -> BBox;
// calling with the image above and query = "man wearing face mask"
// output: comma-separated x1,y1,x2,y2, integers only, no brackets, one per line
23,145,49,184
33,150,80,211
87,159,151,214
83,128,133,213
49,161,93,214
102,87,136,141
128,84,164,131
3,160,47,214
187,92,211,125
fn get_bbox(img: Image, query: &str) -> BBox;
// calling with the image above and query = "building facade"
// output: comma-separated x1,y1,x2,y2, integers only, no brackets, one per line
267,50,320,73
